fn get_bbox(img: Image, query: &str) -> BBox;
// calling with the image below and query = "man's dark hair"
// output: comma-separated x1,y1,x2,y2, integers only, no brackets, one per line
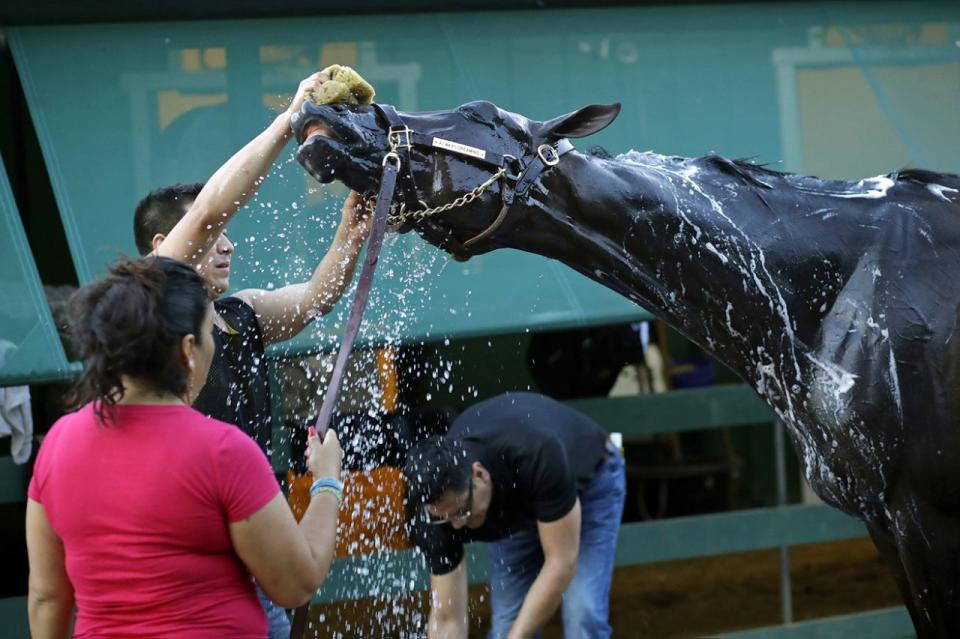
403,436,472,516
65,256,208,424
133,182,205,255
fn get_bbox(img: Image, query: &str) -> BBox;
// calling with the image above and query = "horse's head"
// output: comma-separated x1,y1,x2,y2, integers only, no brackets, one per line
292,99,619,259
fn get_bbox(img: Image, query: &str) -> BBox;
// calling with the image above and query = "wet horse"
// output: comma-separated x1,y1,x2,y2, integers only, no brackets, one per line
293,99,960,637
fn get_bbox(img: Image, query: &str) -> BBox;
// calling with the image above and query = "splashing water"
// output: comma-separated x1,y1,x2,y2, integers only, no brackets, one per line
239,166,488,635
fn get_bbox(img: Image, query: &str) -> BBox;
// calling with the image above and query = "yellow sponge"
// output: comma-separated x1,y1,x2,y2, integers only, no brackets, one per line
306,64,376,106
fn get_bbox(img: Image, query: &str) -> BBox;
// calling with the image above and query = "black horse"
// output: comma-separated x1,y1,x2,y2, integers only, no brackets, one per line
293,99,960,637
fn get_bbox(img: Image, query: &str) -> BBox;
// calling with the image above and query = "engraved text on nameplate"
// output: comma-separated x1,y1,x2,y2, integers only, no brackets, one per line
431,137,487,160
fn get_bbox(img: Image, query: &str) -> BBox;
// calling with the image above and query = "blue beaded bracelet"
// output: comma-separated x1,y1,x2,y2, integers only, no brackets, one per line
310,477,343,495
312,486,343,507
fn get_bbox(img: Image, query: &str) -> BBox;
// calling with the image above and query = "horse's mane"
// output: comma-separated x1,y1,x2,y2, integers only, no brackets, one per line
706,156,960,192
606,145,960,194
703,155,789,189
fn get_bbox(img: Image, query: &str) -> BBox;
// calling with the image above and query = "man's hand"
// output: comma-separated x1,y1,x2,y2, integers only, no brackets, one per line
427,560,469,639
286,71,329,121
507,501,581,638
340,190,373,244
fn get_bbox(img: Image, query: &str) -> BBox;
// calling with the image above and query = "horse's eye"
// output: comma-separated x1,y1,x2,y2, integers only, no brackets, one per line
458,103,496,127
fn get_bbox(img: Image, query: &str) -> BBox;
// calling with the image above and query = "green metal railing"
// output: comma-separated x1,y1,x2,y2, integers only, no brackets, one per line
309,386,912,637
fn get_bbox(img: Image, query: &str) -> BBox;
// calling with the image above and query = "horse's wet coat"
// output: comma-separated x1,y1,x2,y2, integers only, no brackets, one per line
293,100,960,637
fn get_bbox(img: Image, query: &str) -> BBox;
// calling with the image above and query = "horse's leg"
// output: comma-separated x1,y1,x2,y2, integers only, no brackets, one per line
866,521,922,630
886,499,960,639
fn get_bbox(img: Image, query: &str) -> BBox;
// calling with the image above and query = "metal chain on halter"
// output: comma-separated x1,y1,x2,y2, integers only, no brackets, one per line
373,167,506,226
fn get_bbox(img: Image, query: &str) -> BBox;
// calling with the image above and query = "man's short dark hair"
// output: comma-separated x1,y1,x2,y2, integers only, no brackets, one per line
133,182,205,255
403,436,472,514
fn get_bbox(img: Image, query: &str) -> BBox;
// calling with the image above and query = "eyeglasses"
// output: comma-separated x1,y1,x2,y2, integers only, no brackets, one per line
425,480,473,526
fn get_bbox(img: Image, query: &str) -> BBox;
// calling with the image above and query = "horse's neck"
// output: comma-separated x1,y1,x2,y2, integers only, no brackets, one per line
510,151,853,387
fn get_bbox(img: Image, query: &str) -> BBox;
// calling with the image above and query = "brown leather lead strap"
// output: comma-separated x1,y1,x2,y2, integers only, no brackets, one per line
463,202,510,248
289,154,399,639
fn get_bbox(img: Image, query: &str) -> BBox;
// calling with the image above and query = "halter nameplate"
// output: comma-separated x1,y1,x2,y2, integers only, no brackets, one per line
432,137,487,160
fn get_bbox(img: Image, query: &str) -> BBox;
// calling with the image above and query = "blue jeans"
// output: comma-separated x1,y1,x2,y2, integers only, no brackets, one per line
256,583,291,639
487,442,626,639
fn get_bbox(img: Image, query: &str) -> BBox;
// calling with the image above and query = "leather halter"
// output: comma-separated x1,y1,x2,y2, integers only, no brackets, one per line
373,104,574,259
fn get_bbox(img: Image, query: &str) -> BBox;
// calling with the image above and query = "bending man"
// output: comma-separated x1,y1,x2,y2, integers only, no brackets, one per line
404,392,626,639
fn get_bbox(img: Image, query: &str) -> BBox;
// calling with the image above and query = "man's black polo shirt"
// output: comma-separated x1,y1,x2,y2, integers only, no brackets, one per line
412,392,608,576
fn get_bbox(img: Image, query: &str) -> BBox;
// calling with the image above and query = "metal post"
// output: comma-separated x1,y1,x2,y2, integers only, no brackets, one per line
774,419,794,623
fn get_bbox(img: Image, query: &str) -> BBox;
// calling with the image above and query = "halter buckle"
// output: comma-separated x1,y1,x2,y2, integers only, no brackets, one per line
389,126,413,151
537,144,560,166
382,151,401,168
501,154,521,180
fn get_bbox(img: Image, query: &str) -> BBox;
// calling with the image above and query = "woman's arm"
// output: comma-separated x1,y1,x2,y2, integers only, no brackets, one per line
228,429,343,607
229,490,339,607
26,499,74,639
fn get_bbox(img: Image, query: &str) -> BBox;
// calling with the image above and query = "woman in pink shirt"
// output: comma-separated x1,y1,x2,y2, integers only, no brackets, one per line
26,257,343,638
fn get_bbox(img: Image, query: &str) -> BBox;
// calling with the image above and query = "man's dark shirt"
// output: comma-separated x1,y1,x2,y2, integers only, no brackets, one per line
412,392,608,575
193,297,273,456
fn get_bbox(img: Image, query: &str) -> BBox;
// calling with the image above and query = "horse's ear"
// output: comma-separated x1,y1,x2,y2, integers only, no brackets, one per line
540,103,621,139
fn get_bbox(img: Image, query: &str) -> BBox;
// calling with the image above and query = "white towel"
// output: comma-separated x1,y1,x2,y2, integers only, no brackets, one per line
0,385,33,464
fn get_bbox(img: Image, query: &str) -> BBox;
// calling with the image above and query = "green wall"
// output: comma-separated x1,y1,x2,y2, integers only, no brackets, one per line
8,2,958,351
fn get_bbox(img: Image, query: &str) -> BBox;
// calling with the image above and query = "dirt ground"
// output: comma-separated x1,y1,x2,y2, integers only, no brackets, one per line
307,538,903,637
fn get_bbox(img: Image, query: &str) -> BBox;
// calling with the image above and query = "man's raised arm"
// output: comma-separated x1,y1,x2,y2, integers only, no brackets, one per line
156,72,325,265
233,190,370,345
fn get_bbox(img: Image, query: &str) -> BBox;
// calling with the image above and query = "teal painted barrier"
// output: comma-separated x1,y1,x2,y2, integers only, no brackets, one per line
0,152,74,385
0,597,28,639
0,458,29,505
315,503,866,603
568,384,775,435
9,3,959,348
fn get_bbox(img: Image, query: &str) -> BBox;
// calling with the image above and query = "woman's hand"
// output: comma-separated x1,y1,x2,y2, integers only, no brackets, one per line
305,427,343,478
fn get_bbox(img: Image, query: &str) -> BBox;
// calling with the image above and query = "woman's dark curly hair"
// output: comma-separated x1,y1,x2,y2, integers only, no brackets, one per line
65,256,208,424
